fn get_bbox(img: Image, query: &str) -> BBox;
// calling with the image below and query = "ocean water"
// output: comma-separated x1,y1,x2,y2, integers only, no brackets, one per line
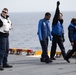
9,12,76,51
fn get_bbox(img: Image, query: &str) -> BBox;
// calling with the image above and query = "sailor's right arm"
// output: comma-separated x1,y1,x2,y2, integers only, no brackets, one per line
52,1,60,25
38,20,43,41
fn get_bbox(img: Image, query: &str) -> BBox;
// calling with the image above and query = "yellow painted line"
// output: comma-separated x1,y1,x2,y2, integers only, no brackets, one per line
34,50,61,55
34,50,42,55
27,55,41,57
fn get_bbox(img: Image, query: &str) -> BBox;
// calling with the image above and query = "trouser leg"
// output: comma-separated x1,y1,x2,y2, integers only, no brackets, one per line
58,37,66,59
3,37,9,65
66,42,76,59
0,37,6,66
50,37,57,58
40,38,49,59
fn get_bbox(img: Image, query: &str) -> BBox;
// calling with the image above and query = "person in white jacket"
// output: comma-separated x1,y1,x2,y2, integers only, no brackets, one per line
0,8,12,71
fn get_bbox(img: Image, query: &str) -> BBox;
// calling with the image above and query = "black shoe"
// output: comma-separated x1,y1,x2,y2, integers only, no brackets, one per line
40,58,52,63
0,66,4,71
51,58,56,60
45,58,52,64
40,58,46,62
65,58,70,63
3,64,13,68
49,59,53,62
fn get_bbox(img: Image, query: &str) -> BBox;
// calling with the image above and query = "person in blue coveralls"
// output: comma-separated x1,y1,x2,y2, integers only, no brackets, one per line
37,12,52,63
65,18,76,61
50,1,70,63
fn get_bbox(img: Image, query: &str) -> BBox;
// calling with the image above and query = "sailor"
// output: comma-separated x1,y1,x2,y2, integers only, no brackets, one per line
37,12,52,63
0,8,13,71
50,1,69,63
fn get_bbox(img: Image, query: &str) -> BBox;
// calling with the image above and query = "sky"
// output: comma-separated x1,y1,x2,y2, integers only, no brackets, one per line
0,0,76,12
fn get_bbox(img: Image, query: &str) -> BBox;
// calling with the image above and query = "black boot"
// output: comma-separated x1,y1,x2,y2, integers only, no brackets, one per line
50,57,56,60
65,58,70,63
0,65,4,71
40,58,53,63
40,58,45,62
3,64,13,68
64,56,70,63
45,58,53,63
